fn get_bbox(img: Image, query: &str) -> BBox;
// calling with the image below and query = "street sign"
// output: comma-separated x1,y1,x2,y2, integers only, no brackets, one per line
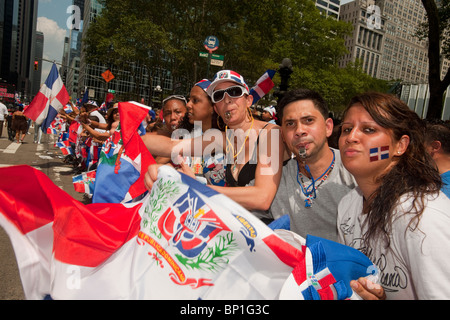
102,69,115,83
199,52,224,61
210,59,224,67
204,36,219,53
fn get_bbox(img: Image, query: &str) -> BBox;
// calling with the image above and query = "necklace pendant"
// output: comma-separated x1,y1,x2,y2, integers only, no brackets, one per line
304,198,312,208
232,162,238,175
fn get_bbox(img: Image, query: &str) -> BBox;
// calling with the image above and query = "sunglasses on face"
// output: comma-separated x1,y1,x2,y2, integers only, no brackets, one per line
211,86,247,103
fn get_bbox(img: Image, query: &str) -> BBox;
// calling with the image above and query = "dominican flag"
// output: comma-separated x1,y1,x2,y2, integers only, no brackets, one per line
24,63,69,132
93,101,156,204
0,165,377,300
64,104,73,114
47,127,58,135
249,69,276,104
370,146,389,162
56,141,73,156
73,170,96,195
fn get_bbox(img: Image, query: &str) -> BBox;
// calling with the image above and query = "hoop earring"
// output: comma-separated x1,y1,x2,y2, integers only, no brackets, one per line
217,115,224,130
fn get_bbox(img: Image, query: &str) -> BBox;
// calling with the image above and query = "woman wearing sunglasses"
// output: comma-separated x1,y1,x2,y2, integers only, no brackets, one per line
143,70,284,224
337,92,450,299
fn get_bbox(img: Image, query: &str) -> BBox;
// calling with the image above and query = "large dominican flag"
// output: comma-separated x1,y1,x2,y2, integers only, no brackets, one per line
24,63,69,132
0,165,378,300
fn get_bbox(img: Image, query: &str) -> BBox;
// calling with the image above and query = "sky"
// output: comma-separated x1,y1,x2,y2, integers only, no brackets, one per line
37,0,73,81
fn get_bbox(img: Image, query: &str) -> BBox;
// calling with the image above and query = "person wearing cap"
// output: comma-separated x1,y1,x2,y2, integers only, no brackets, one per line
175,79,226,186
80,105,120,142
143,70,284,223
261,106,277,124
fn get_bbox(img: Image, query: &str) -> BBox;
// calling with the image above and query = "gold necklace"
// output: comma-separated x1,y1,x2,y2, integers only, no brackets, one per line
226,117,254,174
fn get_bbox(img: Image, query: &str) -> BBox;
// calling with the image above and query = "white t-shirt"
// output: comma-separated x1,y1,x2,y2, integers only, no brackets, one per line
338,187,450,300
0,102,8,121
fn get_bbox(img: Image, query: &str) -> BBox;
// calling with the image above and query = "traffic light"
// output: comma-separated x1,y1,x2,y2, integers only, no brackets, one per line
34,60,38,71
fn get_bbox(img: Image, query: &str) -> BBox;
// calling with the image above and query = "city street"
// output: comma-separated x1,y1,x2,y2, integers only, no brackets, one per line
0,126,89,300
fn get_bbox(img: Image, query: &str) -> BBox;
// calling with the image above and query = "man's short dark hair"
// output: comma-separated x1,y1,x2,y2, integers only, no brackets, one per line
425,120,450,153
276,89,329,125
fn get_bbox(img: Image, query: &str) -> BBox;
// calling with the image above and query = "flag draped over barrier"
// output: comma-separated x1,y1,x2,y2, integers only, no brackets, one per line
24,63,69,132
0,165,377,300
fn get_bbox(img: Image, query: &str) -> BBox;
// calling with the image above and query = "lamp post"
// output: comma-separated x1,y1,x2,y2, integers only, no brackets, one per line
274,58,293,125
153,85,163,109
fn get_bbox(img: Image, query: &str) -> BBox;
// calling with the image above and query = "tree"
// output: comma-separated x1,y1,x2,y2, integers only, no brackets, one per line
83,0,385,111
416,0,450,119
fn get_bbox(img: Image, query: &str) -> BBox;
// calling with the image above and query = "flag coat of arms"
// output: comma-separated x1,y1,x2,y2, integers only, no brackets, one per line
0,165,378,300
24,63,69,132
370,146,389,162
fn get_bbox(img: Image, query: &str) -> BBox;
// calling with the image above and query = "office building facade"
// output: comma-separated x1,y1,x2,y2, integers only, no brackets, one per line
340,0,448,84
0,0,38,102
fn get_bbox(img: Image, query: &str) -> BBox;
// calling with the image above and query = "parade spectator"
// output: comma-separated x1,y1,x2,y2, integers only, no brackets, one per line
175,79,226,186
33,122,43,144
0,97,8,138
80,105,120,142
161,95,188,134
261,106,277,124
424,120,450,198
269,89,356,241
143,70,284,223
338,92,450,299
6,106,14,141
11,105,28,143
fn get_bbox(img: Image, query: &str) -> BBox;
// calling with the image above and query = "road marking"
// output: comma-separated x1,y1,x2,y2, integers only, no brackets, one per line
3,142,21,154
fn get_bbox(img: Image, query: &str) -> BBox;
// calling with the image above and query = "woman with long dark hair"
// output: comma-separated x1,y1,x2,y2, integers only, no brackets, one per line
338,92,450,299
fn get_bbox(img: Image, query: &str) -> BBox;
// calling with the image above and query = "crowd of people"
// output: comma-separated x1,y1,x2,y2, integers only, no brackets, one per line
13,68,449,300
0,97,36,144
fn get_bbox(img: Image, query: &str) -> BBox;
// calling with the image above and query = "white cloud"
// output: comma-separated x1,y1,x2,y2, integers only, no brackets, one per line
37,16,67,82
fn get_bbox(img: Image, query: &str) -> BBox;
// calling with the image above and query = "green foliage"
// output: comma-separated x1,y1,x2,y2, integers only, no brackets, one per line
84,0,388,111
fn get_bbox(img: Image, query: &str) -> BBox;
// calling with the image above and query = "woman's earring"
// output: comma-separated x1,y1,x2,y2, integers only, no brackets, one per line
217,115,224,130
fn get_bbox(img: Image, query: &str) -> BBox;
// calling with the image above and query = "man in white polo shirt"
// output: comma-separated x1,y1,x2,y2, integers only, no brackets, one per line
0,97,8,138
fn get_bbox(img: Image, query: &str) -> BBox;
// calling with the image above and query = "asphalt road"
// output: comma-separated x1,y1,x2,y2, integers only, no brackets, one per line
0,125,90,300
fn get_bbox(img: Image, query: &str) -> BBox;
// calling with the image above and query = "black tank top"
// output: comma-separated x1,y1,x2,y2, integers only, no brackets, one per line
225,124,269,187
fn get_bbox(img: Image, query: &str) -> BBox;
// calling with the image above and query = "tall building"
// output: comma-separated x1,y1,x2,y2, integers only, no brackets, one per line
0,0,38,102
62,0,84,99
31,30,43,96
315,0,341,19
339,0,435,84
